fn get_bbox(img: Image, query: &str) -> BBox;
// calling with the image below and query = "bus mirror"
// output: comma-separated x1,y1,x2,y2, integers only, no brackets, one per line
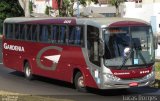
132,38,142,50
99,39,105,57
154,35,158,49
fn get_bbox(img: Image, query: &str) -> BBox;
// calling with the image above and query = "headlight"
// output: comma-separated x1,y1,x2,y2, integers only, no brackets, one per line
146,71,154,78
106,73,121,81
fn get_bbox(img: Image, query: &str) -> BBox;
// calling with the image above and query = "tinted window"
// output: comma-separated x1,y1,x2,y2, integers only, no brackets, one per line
15,24,20,39
6,24,14,39
87,25,100,66
19,24,26,40
51,25,59,43
32,25,38,41
26,25,32,40
58,26,67,44
39,25,49,42
69,26,84,46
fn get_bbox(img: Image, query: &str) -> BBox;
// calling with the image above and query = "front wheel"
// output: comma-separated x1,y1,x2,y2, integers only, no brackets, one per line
74,72,87,92
24,62,33,80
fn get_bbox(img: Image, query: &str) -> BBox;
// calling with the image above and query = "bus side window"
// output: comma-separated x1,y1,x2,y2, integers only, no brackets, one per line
87,25,100,66
69,26,75,44
32,25,38,42
19,24,26,40
69,26,83,46
26,25,32,40
6,24,14,39
15,24,20,39
39,25,48,43
4,23,7,38
51,26,58,43
59,26,67,44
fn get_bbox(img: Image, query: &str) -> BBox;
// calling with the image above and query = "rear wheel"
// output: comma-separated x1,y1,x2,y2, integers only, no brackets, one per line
24,62,33,80
74,72,87,92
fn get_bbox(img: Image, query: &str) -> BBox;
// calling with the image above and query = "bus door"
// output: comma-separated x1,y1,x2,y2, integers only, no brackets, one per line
87,25,100,66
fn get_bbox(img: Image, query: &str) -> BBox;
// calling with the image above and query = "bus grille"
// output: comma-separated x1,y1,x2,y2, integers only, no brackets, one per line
121,77,143,81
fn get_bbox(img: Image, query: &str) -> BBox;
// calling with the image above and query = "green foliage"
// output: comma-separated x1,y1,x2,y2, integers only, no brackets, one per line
45,6,50,15
156,62,160,71
0,19,3,35
90,0,99,4
109,0,124,8
0,0,24,21
29,1,33,13
57,0,97,17
108,0,125,16
0,0,24,34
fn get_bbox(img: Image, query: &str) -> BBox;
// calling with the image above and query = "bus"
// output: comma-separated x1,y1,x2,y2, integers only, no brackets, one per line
2,17,156,91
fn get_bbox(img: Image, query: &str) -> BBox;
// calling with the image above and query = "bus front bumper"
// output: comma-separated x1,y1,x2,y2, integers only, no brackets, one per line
99,71,155,89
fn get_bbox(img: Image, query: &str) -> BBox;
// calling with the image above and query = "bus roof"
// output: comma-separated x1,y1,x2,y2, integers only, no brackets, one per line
4,17,150,28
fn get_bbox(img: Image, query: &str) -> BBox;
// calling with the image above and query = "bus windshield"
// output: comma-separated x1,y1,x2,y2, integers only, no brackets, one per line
103,26,155,69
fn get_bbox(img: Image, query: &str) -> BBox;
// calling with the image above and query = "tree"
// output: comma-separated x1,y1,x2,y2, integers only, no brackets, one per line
18,0,30,17
69,0,87,17
0,0,24,20
0,0,24,34
58,0,70,17
29,1,33,14
108,0,124,16
56,0,96,17
45,6,52,16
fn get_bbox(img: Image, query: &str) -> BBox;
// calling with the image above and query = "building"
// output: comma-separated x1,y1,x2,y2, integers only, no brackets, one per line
123,0,160,34
122,0,160,59
79,1,117,17
32,0,120,17
32,0,59,17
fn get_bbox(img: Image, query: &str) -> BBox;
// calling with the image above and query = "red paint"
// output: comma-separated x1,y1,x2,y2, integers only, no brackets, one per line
52,0,58,10
109,21,148,27
2,40,98,89
2,18,153,90
111,66,152,79
129,82,139,87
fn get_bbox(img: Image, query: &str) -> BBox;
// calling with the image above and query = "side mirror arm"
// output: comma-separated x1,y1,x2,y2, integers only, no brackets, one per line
99,39,105,57
154,35,158,49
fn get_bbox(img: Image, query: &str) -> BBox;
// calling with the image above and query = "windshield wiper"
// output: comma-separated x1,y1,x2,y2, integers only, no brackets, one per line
119,48,132,69
119,56,130,70
119,49,148,69
136,50,148,68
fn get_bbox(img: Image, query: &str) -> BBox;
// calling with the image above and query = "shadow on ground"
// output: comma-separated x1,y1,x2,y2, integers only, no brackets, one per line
152,79,160,88
9,71,159,96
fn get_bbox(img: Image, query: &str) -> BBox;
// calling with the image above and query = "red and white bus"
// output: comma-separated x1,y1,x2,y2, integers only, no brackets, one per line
2,17,156,91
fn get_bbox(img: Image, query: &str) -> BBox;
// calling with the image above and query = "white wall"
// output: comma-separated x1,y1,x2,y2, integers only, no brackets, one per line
153,3,160,34
123,2,153,22
123,1,160,34
123,0,160,59
32,0,52,13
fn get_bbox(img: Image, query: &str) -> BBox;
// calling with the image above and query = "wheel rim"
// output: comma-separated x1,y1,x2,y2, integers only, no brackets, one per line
78,76,85,88
26,67,31,77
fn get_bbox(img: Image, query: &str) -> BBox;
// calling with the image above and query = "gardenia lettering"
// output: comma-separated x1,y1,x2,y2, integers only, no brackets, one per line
4,43,25,52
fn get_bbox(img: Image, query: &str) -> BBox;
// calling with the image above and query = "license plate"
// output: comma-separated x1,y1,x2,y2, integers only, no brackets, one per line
129,82,138,87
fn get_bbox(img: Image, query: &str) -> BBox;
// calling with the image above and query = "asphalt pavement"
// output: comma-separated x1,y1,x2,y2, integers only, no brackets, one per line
0,39,160,101
0,39,2,63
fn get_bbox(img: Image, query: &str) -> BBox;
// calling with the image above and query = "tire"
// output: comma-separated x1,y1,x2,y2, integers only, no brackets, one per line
24,62,33,80
74,72,87,92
